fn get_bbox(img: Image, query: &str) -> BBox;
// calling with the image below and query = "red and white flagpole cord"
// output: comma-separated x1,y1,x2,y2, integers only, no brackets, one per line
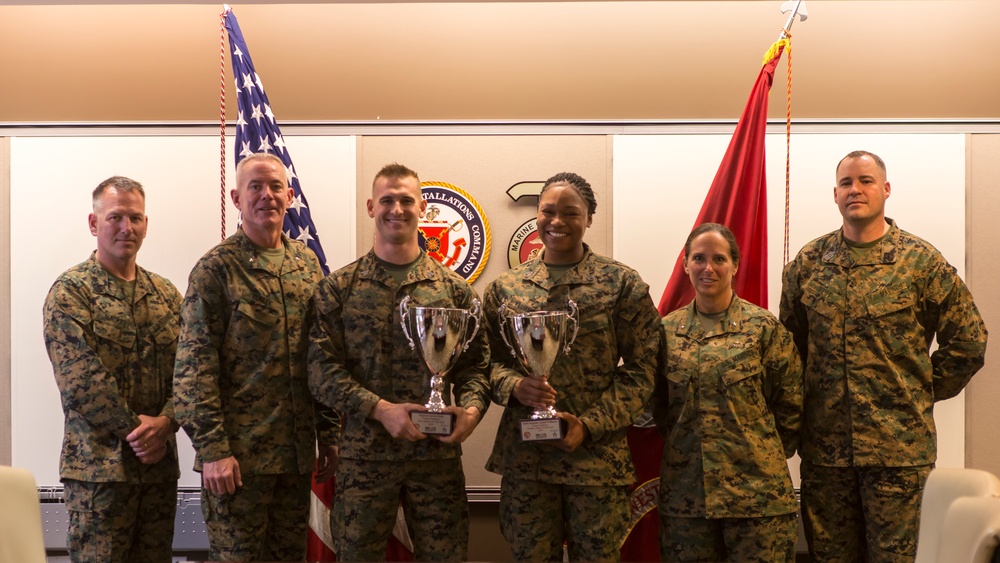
782,32,792,265
762,34,794,265
219,6,229,241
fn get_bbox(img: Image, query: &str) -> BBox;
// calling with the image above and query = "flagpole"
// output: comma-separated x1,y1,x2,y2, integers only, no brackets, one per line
779,0,807,39
776,0,807,264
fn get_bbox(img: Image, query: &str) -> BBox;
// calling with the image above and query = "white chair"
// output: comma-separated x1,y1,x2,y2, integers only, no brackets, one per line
0,465,46,563
937,496,1000,563
916,468,1000,563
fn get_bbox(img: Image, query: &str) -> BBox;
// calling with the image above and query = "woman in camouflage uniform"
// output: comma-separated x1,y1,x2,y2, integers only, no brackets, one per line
654,223,803,563
484,172,661,562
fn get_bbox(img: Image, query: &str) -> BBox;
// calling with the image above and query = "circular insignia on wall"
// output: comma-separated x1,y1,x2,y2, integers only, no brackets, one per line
419,182,491,283
507,217,542,268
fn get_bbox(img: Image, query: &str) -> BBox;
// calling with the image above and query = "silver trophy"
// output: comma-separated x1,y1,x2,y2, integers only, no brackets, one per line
399,295,482,435
498,299,579,441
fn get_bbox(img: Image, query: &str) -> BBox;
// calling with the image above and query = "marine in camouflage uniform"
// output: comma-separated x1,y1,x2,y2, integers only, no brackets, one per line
654,296,802,563
780,151,988,562
308,164,490,562
174,154,337,562
484,243,661,562
309,250,490,561
43,176,181,563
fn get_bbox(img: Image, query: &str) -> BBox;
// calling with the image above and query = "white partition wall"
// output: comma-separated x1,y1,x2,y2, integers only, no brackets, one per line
5,130,971,487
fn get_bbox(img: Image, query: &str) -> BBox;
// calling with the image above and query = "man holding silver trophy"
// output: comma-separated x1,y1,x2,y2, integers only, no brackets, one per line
308,163,490,562
483,172,662,562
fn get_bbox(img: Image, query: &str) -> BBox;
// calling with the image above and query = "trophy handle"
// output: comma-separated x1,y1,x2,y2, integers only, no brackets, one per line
564,298,579,354
497,302,519,359
461,298,482,352
399,295,416,350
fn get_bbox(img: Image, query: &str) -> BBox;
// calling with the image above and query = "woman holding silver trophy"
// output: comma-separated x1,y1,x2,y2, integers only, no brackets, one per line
483,172,662,562
653,223,803,562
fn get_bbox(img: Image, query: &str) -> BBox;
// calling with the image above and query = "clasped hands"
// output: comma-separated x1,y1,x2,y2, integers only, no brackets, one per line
125,414,172,465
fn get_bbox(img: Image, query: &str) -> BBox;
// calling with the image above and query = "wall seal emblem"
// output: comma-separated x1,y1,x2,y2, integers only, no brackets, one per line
419,182,491,283
507,217,542,268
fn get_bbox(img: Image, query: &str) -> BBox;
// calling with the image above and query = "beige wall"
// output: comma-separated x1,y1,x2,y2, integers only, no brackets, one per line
966,134,1000,473
1,1,1000,122
0,137,8,466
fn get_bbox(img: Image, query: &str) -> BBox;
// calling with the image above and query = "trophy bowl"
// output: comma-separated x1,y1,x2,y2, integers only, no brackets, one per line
499,299,578,441
400,295,481,435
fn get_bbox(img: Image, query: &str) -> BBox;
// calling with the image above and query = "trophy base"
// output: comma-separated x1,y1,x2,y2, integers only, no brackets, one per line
410,411,455,436
519,418,567,441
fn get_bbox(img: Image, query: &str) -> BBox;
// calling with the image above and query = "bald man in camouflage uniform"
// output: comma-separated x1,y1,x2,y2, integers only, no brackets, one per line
309,163,489,561
780,150,988,562
44,176,181,563
174,153,337,562
484,173,660,562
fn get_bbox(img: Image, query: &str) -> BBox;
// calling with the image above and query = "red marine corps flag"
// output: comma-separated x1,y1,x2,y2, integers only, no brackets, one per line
656,41,791,315
621,2,805,560
221,7,415,561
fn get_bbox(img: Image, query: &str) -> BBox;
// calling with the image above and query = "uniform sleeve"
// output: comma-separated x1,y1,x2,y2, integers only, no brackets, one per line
577,272,661,441
298,250,342,447
926,261,988,401
157,281,183,426
779,257,810,367
445,284,491,413
760,318,803,458
483,280,526,407
650,320,671,439
307,277,383,425
173,263,232,464
314,400,341,448
43,279,140,440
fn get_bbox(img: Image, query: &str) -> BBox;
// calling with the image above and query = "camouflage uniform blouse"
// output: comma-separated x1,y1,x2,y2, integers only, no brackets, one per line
654,296,802,518
174,230,336,475
44,252,181,483
484,245,660,486
779,219,988,467
308,250,490,461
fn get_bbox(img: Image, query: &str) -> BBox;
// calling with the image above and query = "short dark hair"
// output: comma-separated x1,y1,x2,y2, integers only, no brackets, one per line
539,172,597,216
92,176,145,212
837,150,887,178
684,222,740,267
374,163,420,187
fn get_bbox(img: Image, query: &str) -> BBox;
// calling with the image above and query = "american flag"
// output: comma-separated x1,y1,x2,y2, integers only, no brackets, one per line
224,8,337,561
224,7,329,275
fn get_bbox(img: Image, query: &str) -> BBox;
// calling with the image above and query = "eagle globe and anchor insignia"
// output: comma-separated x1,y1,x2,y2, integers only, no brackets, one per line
418,182,491,283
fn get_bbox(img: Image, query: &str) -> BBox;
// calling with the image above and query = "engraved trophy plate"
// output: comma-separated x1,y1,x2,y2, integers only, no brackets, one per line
400,295,481,436
519,418,567,442
499,300,578,442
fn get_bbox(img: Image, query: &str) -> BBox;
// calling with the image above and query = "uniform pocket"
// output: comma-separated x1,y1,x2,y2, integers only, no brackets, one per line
801,285,837,320
93,318,135,349
721,359,768,425
664,356,697,424
151,316,179,348
572,309,614,380
864,284,917,357
231,296,279,353
63,480,95,513
235,297,279,327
